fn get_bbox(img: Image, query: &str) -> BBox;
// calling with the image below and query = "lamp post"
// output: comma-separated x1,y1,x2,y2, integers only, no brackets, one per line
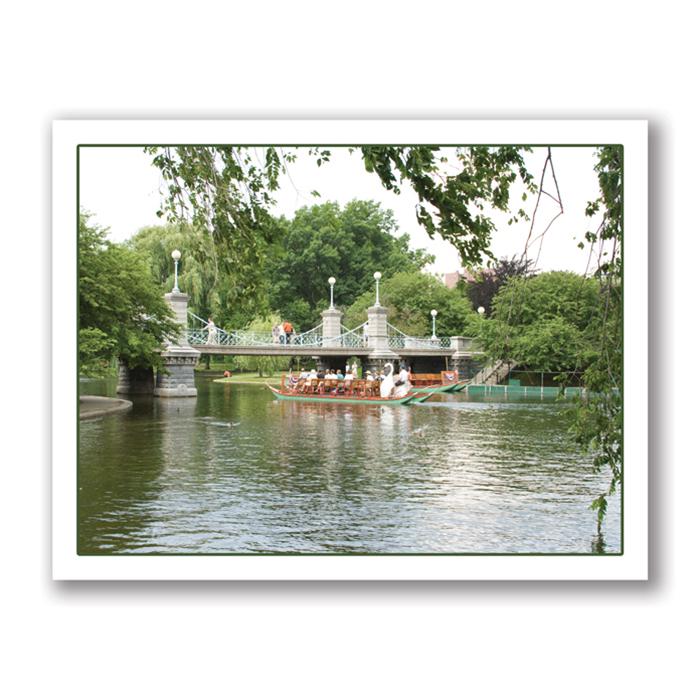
171,249,181,293
373,271,382,306
328,276,336,309
430,309,438,339
477,306,485,316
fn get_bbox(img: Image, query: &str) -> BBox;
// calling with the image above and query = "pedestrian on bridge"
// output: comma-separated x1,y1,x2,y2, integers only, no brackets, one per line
206,317,217,345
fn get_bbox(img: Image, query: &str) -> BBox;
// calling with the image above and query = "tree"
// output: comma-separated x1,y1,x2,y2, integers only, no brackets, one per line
462,255,537,316
479,271,603,372
344,270,478,337
79,212,178,376
358,146,536,263
128,223,261,330
147,145,535,268
569,145,623,535
265,200,434,329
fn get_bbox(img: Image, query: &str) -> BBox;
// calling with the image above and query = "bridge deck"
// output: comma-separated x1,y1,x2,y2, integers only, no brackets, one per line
190,343,477,357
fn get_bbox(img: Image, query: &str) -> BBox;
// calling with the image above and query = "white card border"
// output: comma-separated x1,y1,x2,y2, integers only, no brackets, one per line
53,119,647,580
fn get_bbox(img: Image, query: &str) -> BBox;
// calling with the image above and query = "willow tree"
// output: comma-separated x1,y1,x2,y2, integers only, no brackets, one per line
569,146,623,535
128,223,264,329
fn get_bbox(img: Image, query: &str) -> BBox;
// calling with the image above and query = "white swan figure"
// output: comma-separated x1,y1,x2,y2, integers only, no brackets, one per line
380,363,395,398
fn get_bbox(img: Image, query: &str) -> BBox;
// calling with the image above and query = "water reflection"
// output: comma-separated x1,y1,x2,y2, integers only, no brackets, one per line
78,379,621,554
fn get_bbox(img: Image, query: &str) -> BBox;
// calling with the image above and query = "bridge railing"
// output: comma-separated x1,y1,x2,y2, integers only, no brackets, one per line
333,324,366,348
186,314,368,349
186,328,332,348
186,313,449,350
387,323,451,350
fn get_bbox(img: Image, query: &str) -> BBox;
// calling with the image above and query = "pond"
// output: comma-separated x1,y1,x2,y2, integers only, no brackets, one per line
78,377,621,554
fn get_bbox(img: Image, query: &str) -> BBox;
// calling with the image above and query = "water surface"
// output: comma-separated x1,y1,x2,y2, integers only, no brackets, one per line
78,378,621,554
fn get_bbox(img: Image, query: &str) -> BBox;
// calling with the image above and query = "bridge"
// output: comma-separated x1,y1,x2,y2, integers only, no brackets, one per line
187,316,456,357
117,278,484,397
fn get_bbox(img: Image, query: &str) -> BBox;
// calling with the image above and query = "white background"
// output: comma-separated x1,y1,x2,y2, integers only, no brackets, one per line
1,1,689,698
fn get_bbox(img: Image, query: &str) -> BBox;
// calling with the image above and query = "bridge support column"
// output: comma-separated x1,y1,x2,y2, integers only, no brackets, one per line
362,356,398,377
322,308,343,346
116,362,154,395
365,304,398,375
154,291,201,397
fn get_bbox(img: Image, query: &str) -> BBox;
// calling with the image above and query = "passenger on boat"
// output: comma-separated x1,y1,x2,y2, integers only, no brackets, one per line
308,368,318,379
394,363,412,399
206,317,217,345
299,368,309,379
352,361,358,377
336,369,344,380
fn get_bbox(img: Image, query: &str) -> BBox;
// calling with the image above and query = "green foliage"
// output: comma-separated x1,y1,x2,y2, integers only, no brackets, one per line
464,256,537,316
344,270,478,337
359,146,536,264
78,327,115,377
491,271,602,329
79,211,179,375
479,271,602,372
569,145,623,532
266,200,434,329
148,146,533,277
572,146,624,531
144,146,286,311
128,223,263,329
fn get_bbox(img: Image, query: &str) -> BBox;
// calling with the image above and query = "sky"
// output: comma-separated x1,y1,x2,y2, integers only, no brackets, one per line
79,145,605,276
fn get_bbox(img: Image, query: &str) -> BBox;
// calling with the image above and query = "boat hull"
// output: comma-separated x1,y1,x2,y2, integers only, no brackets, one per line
267,385,425,405
445,381,469,392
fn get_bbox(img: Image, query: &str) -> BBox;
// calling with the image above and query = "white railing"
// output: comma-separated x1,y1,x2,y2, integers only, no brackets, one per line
387,323,451,349
187,313,449,350
332,323,366,348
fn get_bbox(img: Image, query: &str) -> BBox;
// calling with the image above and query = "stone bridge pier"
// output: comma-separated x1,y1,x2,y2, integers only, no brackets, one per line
116,363,154,395
154,291,200,397
116,290,200,397
362,303,399,376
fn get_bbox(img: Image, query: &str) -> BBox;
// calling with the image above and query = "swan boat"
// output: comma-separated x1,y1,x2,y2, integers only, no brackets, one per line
267,385,431,405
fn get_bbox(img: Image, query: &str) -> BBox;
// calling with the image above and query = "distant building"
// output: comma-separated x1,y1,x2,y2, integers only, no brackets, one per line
442,267,495,289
